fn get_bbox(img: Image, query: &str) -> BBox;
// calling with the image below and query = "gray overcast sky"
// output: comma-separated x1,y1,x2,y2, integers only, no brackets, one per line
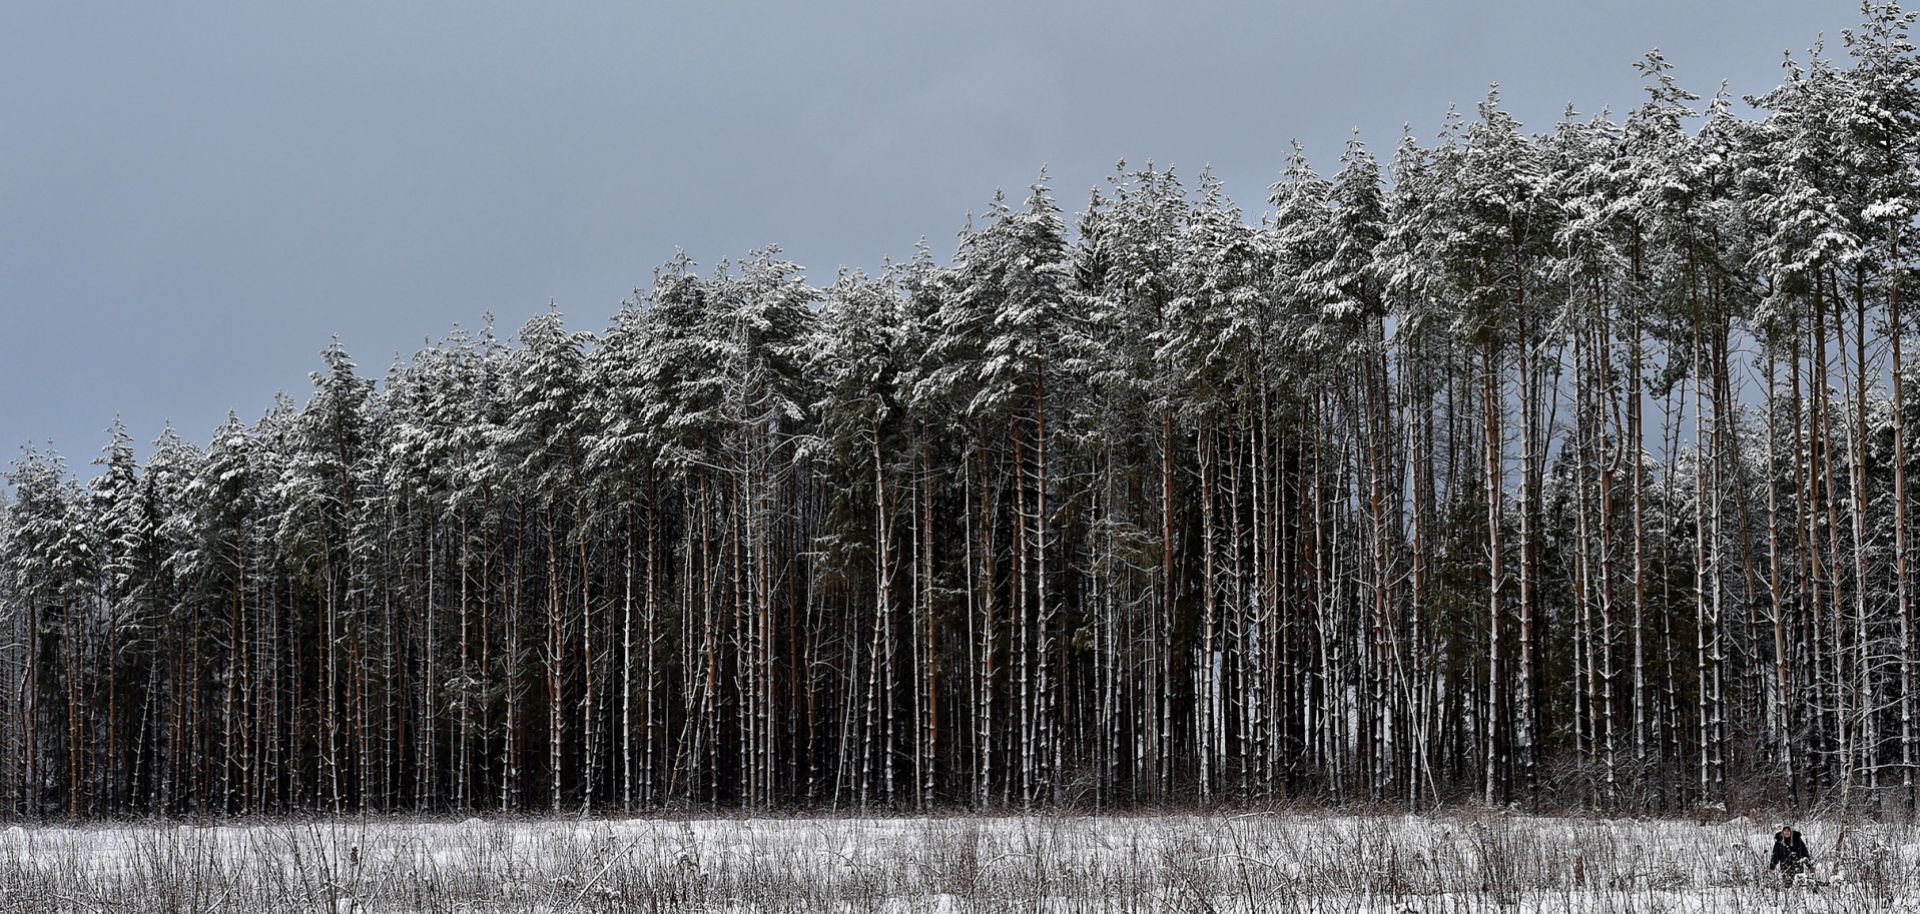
0,1,1847,469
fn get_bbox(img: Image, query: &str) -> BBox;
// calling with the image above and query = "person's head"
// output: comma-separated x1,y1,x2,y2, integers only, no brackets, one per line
1780,824,1794,837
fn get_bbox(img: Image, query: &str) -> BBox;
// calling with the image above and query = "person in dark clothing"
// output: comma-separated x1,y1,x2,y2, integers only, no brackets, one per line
1770,824,1810,884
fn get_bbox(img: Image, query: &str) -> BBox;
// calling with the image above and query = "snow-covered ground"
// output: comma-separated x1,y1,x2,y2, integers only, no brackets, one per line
0,811,1911,912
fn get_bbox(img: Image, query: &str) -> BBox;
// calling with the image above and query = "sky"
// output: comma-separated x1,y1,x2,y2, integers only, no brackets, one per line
0,0,1851,473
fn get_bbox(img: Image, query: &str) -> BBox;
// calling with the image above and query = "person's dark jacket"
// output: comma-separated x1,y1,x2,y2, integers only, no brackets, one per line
1770,830,1809,869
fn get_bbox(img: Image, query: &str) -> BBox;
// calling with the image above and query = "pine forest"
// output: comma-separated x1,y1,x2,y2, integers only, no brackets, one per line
10,5,1920,823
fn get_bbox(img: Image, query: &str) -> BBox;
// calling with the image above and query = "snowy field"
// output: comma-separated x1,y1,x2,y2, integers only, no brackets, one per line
0,812,1913,912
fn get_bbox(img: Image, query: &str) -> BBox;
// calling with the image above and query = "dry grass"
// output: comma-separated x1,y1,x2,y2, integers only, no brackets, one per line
0,811,1907,912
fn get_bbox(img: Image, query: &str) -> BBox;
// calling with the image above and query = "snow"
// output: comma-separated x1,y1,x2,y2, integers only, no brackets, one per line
0,812,1909,912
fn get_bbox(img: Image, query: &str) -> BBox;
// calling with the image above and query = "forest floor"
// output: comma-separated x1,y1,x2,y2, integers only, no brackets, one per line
0,810,1910,912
